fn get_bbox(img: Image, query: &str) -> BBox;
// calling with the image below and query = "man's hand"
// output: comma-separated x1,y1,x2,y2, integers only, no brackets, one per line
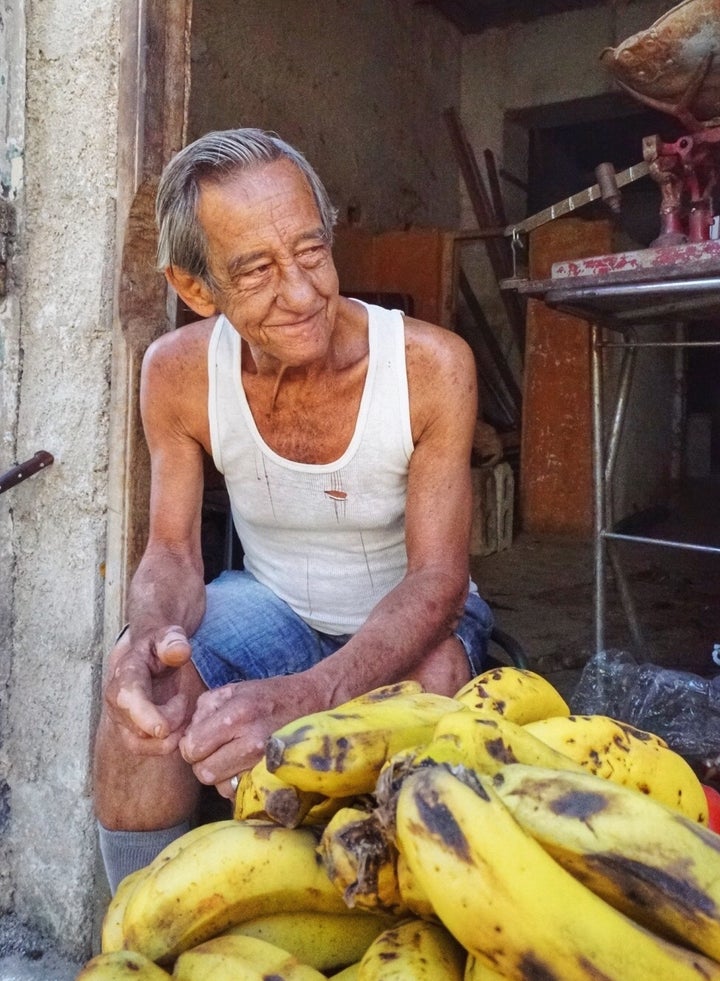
179,674,323,798
103,625,195,756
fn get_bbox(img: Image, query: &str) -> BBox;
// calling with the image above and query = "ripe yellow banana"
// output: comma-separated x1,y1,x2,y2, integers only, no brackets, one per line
121,820,350,964
102,820,237,953
225,911,397,973
418,708,586,776
150,818,238,870
524,714,709,823
101,867,148,953
464,955,511,979
357,918,466,981
302,792,363,826
171,933,327,981
328,964,361,980
234,756,322,827
317,805,405,914
493,763,720,961
395,764,720,980
395,851,435,919
265,682,461,797
453,666,570,723
74,950,171,979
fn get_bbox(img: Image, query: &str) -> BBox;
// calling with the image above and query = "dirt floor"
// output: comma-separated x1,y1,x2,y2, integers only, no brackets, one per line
472,475,720,702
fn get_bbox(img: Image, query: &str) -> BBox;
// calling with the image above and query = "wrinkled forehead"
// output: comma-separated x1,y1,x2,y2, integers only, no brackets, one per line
197,157,316,216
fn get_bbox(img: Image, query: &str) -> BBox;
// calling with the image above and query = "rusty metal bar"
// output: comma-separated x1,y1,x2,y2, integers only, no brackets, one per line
0,451,54,494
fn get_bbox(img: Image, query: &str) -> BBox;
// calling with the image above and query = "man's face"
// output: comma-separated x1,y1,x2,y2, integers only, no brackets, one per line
197,158,340,369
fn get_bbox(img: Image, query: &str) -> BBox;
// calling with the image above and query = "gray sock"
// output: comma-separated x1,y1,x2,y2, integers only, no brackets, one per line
98,820,191,894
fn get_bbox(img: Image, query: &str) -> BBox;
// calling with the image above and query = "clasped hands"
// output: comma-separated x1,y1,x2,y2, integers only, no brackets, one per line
107,624,317,799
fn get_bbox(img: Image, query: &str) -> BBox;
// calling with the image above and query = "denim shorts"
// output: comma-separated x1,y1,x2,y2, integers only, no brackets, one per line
190,569,494,689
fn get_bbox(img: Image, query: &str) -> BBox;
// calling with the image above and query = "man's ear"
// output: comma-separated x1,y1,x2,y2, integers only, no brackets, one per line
165,266,218,318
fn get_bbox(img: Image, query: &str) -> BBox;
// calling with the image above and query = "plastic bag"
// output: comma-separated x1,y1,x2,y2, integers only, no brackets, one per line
570,648,720,763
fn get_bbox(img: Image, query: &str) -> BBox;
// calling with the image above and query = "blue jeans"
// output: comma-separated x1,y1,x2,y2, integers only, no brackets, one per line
191,569,494,689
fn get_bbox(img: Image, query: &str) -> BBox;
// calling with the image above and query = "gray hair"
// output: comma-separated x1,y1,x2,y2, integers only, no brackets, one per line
155,128,338,286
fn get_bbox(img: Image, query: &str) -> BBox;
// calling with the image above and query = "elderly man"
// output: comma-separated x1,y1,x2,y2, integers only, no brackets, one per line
93,128,493,892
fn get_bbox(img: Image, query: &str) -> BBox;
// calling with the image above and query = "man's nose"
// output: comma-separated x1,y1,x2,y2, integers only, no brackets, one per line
275,261,316,307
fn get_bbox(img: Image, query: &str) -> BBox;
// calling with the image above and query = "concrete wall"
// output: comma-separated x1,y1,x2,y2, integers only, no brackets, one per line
0,0,27,922
188,0,462,232
0,0,119,958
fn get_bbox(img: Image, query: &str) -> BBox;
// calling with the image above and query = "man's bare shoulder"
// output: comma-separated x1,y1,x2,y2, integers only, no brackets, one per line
140,316,217,448
402,315,475,379
402,316,477,441
141,316,218,403
144,315,217,370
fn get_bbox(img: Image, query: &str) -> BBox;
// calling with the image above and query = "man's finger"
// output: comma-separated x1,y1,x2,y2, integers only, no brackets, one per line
156,626,192,668
160,692,189,733
116,683,179,739
180,727,267,785
118,725,185,757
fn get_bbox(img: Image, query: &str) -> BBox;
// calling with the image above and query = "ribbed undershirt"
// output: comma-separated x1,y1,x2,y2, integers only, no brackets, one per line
207,302,414,634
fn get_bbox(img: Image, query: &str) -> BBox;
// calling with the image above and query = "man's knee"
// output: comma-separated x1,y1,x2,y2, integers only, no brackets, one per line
408,637,471,696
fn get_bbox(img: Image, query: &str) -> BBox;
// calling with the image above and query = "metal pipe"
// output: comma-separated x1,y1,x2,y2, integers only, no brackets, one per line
591,324,606,654
607,540,648,658
547,275,720,304
0,450,54,494
604,343,636,489
670,323,686,483
602,531,720,555
600,339,720,348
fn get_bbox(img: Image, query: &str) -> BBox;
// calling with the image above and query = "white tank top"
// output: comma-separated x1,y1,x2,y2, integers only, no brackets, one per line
207,302,414,634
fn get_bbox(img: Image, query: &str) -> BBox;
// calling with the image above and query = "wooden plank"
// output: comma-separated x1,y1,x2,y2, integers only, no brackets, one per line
459,269,522,422
443,107,526,357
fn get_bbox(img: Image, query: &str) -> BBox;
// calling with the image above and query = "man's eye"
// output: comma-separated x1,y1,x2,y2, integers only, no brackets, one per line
243,263,271,280
297,245,326,264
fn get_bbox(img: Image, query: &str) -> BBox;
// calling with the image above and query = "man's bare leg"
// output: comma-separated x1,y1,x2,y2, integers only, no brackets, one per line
93,635,208,891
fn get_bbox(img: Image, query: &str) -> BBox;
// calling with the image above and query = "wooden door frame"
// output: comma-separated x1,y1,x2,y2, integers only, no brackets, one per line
104,0,192,643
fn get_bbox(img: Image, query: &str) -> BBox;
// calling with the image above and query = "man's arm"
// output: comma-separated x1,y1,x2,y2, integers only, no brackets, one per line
103,328,210,746
314,318,478,701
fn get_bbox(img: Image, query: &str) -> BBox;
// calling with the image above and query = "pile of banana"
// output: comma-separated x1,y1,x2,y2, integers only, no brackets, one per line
77,667,720,980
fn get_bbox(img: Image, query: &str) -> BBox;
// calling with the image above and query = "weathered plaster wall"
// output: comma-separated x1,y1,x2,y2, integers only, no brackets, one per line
188,0,462,232
0,0,27,918
0,0,119,958
459,0,681,527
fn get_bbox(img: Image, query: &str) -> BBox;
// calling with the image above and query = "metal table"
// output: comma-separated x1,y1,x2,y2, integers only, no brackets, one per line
506,243,720,655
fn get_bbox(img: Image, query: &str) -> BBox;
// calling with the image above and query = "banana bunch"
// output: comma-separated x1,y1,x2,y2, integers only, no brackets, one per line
493,763,720,961
78,667,720,981
394,765,720,980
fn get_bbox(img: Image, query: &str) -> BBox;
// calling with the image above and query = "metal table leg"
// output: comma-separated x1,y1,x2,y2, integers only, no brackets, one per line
591,323,606,654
